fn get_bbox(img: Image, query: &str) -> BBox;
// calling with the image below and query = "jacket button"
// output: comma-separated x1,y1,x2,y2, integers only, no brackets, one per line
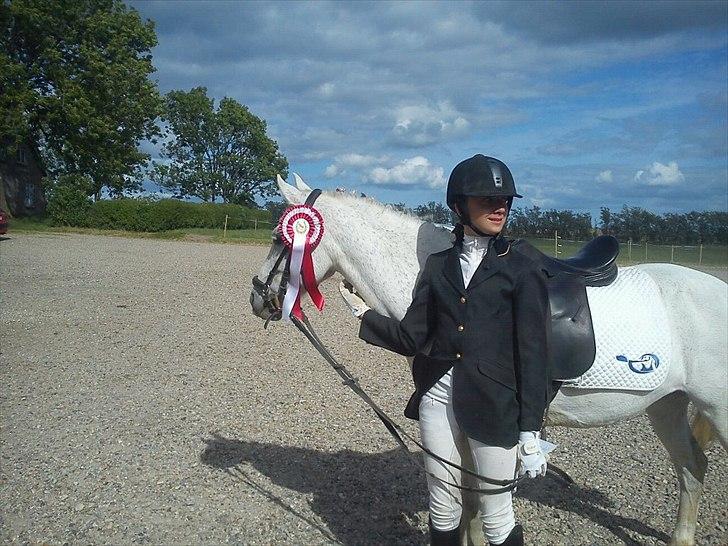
455,353,462,359
457,325,464,332
460,296,466,304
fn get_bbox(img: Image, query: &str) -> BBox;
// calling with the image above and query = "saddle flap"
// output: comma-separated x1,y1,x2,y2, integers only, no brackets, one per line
511,239,611,381
548,276,596,380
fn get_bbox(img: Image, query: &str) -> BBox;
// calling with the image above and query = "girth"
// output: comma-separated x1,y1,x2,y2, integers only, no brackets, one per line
512,236,620,381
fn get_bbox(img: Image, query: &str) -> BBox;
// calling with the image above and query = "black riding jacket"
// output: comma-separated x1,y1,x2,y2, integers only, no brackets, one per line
359,239,552,448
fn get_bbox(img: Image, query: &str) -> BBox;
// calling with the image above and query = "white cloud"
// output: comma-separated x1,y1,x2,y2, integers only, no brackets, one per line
596,170,613,183
323,164,340,178
130,1,727,213
367,156,446,189
336,153,383,168
390,101,470,147
324,153,387,178
316,82,335,98
634,161,685,186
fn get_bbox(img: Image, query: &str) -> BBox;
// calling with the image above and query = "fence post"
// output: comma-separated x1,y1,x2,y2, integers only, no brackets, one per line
670,245,674,263
699,244,703,265
554,230,559,257
254,218,258,230
628,238,632,262
645,240,648,262
223,215,228,238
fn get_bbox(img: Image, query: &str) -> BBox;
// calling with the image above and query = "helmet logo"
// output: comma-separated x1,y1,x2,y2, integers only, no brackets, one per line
492,165,503,188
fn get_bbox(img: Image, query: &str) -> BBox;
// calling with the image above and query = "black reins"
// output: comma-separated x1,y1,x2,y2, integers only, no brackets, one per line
289,312,527,494
252,188,572,495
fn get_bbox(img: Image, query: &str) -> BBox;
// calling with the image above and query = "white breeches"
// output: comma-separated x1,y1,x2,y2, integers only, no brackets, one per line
419,370,517,545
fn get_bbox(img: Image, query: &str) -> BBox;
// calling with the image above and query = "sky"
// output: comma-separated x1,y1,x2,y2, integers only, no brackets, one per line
128,0,728,218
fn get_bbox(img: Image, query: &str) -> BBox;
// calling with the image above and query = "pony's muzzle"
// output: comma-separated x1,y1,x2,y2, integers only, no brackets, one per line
249,289,267,318
250,275,284,322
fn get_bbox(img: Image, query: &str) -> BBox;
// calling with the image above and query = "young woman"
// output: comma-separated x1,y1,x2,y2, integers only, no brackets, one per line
340,155,552,546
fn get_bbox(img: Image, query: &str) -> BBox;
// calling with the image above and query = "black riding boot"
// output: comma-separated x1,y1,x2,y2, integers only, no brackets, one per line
489,524,524,546
428,517,460,546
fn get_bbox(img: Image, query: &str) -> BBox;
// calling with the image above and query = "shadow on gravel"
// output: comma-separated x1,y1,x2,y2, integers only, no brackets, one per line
201,433,427,545
201,433,671,545
516,473,671,545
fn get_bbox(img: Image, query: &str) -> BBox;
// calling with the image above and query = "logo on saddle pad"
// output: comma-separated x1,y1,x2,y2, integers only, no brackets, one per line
616,353,660,374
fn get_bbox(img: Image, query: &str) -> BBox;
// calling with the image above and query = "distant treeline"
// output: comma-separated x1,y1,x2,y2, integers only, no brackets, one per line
384,201,728,245
595,206,726,245
47,193,727,244
507,207,592,240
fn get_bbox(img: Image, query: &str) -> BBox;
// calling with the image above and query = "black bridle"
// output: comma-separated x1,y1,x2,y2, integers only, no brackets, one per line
251,189,323,328
251,189,572,494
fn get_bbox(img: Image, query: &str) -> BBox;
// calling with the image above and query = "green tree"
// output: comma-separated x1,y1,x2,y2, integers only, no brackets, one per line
414,201,451,224
1,0,162,198
152,87,288,204
508,205,542,236
615,205,661,242
599,207,612,234
388,201,411,214
264,200,288,224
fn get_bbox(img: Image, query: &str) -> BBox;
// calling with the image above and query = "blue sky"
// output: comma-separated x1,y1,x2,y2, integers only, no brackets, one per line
129,0,728,218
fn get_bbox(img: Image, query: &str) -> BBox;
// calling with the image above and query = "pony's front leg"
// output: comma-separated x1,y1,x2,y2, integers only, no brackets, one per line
646,392,708,546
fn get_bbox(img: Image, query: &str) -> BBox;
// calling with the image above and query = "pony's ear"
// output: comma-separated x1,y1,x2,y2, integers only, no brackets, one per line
277,174,306,204
293,173,312,192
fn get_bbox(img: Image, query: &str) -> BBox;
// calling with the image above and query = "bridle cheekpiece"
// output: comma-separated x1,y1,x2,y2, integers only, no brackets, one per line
251,189,323,327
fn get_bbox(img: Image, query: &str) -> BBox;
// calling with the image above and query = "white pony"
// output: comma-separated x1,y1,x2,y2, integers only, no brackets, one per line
250,176,727,546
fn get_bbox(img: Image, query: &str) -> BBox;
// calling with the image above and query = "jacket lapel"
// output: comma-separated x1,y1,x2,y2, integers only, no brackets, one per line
466,244,504,291
443,246,466,296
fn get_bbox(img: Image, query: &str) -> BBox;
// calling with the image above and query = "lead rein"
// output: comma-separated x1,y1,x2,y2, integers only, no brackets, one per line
289,312,574,495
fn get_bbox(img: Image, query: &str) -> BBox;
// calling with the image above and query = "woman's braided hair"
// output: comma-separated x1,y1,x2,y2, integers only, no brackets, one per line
451,222,465,245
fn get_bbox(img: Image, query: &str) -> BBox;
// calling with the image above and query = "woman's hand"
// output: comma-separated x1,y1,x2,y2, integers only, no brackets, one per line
517,431,555,478
339,280,370,318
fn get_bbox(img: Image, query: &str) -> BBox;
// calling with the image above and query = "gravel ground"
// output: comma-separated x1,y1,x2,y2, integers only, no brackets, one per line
0,232,725,545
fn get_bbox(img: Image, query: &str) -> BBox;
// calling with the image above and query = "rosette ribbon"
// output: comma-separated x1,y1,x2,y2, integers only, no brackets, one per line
278,204,326,321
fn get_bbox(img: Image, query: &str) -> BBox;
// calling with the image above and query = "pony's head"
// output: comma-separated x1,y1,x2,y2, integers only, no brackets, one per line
250,174,338,321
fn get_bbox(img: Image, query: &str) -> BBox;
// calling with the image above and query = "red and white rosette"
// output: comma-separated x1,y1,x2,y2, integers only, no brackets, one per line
277,204,325,321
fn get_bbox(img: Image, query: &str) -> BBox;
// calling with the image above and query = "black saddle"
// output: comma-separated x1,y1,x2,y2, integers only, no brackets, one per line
512,236,620,381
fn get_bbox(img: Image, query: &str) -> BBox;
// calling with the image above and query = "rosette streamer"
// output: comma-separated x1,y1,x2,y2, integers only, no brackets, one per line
278,205,325,320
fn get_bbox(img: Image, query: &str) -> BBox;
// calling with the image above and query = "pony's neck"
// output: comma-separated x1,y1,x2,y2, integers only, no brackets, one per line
317,192,452,319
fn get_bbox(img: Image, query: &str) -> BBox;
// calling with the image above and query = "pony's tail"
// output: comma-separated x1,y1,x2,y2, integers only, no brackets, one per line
690,409,714,451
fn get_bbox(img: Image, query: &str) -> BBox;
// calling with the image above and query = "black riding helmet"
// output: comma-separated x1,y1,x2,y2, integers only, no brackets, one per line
446,154,521,239
446,154,521,209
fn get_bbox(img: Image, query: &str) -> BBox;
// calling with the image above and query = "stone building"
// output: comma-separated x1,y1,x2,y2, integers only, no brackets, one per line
0,140,47,217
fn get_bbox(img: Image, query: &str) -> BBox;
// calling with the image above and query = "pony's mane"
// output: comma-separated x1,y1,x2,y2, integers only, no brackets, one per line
328,189,425,227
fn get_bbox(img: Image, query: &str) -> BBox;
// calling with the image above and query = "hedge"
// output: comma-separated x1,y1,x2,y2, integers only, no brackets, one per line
47,196,271,232
46,185,93,227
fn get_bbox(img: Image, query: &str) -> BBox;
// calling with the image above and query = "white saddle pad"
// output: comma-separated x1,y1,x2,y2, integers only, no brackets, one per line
563,267,671,391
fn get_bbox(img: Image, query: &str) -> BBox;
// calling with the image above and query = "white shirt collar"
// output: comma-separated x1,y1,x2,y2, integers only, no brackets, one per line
461,233,492,253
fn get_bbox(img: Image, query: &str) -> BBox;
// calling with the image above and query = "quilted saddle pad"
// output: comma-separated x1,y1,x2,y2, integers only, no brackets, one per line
563,266,672,391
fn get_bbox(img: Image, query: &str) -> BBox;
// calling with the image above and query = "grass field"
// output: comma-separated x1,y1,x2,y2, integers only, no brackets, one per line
527,237,728,266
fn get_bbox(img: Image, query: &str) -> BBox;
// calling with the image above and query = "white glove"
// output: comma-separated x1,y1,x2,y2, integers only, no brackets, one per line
517,431,557,479
338,280,370,318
